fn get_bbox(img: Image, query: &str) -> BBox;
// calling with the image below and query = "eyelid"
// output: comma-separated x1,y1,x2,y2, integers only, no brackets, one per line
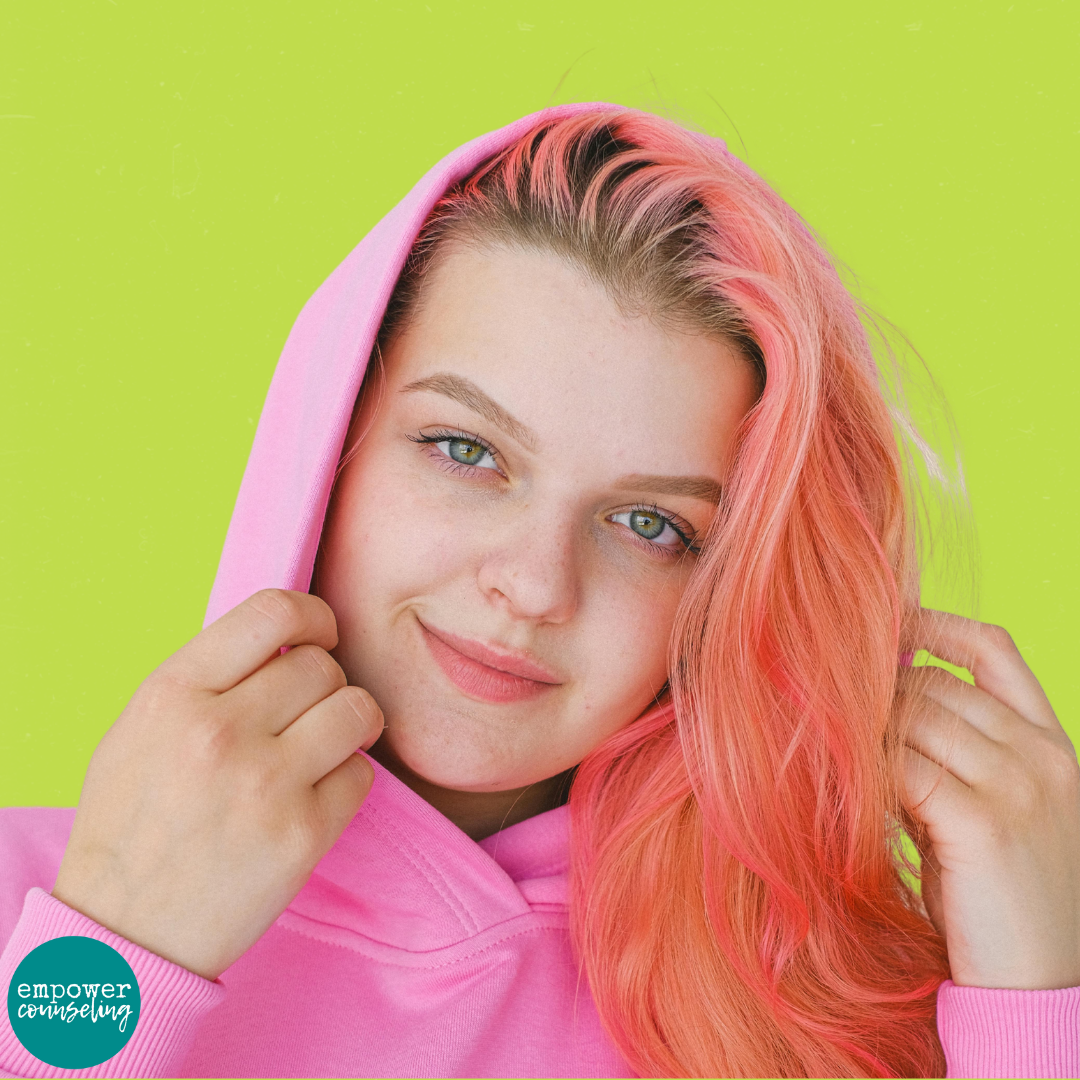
408,428,506,474
610,503,701,555
410,427,500,454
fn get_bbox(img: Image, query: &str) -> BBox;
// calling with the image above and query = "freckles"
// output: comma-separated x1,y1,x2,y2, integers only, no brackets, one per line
349,473,488,597
594,566,682,648
575,579,676,723
405,495,485,579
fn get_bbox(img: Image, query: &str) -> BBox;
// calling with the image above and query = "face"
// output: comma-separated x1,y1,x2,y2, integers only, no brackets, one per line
317,243,759,800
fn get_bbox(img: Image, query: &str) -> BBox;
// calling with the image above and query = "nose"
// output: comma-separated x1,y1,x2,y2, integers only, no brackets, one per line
475,499,581,624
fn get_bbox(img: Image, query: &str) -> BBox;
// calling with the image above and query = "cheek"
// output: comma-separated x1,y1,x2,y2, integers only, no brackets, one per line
332,455,478,607
574,560,683,729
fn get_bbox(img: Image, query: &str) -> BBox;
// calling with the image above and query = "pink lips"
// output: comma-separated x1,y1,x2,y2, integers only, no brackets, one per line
419,621,561,704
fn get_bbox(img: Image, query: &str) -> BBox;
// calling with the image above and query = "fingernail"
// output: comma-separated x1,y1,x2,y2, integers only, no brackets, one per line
898,650,915,667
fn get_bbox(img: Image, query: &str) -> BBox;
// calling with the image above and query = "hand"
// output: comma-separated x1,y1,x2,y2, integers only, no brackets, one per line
52,589,384,981
899,608,1080,989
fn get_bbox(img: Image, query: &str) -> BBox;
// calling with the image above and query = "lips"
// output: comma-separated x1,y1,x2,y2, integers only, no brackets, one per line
418,620,561,704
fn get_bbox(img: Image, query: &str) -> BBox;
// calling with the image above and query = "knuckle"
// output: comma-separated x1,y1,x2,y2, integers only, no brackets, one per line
345,752,376,796
979,621,1016,655
248,588,305,629
900,664,952,703
183,710,241,769
1041,737,1080,792
915,665,949,689
292,644,345,688
992,748,1061,825
340,686,383,728
128,671,210,731
130,674,179,718
234,747,285,800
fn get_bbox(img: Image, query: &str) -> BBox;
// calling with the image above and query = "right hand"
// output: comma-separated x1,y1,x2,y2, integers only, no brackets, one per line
52,589,384,980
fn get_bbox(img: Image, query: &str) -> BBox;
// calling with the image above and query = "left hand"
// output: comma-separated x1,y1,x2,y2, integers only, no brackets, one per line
899,608,1080,989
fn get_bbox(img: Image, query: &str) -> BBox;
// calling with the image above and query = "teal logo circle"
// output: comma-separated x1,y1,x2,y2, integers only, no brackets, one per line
7,936,141,1069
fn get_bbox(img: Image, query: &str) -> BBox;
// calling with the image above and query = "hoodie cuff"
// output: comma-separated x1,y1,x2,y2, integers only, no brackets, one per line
937,978,1080,1078
0,888,223,1078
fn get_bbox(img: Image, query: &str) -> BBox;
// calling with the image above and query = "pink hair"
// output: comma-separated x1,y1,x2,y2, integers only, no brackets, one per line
382,110,950,1078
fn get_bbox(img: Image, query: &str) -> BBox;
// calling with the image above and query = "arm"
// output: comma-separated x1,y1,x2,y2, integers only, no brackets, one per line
0,890,222,1079
901,610,1080,1078
0,591,382,1077
937,979,1080,1079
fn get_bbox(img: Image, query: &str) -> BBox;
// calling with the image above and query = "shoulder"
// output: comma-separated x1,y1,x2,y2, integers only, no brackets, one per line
0,807,76,944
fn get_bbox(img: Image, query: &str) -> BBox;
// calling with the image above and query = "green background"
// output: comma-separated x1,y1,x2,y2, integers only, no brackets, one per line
2,2,1077,804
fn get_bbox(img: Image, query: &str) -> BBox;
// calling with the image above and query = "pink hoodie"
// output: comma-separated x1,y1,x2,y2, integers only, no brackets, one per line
1,104,1077,1079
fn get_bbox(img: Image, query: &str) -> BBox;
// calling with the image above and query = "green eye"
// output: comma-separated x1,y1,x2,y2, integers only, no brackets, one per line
629,510,665,540
429,436,498,470
410,430,501,471
610,508,688,550
447,439,486,465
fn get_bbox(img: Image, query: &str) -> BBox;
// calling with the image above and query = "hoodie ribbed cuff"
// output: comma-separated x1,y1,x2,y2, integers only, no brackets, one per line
937,978,1080,1078
0,888,223,1078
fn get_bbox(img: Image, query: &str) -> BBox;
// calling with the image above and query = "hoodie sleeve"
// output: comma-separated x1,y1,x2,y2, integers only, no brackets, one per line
0,889,223,1079
937,978,1080,1078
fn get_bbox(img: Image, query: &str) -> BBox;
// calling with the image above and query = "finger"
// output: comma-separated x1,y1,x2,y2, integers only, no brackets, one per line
226,644,346,735
164,590,339,693
901,744,976,829
901,681,1009,788
279,686,384,786
904,665,1024,745
313,751,376,830
912,609,1059,731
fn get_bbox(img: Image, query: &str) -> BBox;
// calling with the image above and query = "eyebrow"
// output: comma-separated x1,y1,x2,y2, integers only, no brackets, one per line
401,372,537,449
615,473,723,505
401,371,722,504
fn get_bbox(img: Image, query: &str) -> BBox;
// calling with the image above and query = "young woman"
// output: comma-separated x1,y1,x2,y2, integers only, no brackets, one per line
1,103,1078,1079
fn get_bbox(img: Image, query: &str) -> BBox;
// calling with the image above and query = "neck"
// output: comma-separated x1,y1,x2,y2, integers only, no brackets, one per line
367,743,572,841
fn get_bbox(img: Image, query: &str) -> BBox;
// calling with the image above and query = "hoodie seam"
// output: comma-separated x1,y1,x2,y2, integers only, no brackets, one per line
360,801,484,935
275,908,569,971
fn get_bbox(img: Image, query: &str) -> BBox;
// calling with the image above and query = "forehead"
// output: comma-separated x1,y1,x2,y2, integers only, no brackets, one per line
383,244,758,474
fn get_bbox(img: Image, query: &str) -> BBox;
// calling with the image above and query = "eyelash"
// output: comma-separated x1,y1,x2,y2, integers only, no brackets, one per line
407,428,700,556
617,504,701,557
407,429,504,475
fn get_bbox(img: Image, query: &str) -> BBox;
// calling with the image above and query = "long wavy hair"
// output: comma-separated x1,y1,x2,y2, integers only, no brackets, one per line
374,109,952,1078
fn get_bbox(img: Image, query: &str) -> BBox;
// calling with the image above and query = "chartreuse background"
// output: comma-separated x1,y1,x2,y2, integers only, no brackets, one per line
1,3,1077,804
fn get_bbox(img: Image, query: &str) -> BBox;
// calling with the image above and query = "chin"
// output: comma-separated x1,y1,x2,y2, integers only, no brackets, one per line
378,706,566,793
